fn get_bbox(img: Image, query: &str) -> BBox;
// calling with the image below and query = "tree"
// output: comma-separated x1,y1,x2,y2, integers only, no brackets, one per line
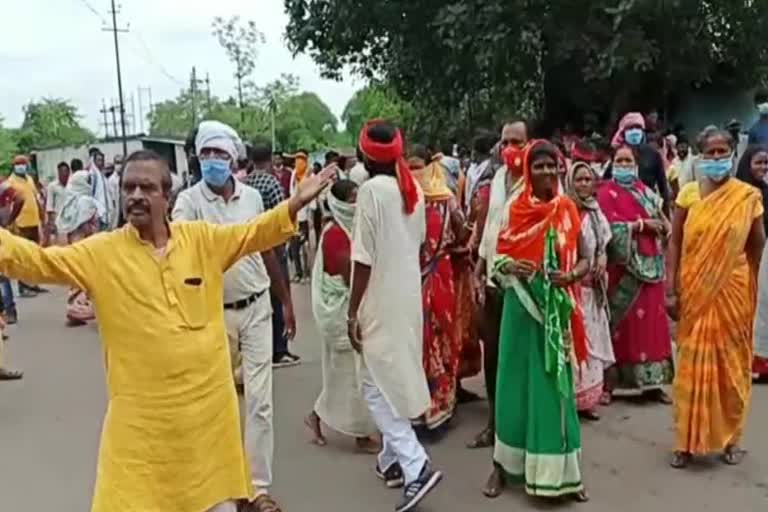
148,75,339,152
15,98,94,153
0,117,19,170
285,0,768,138
341,83,416,139
212,16,266,122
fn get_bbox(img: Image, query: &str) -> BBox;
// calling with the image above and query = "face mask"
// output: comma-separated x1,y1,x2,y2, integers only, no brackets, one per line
201,159,232,188
699,157,732,182
624,128,644,146
13,165,27,176
613,165,637,186
758,103,768,115
502,145,526,174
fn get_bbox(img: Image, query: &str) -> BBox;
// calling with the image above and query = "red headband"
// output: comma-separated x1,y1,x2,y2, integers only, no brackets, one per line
359,120,419,215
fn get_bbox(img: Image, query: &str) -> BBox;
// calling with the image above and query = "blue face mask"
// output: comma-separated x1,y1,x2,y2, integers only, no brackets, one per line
624,128,644,146
201,158,232,188
613,165,637,186
13,164,27,176
699,157,732,182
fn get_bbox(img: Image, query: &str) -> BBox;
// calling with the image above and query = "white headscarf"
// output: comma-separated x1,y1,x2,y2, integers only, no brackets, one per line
57,171,99,235
327,192,355,237
195,120,245,162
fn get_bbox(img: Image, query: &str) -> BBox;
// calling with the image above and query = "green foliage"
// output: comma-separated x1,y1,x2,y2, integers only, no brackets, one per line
341,83,416,139
15,98,94,153
0,117,19,170
148,75,340,151
285,0,768,138
212,16,265,112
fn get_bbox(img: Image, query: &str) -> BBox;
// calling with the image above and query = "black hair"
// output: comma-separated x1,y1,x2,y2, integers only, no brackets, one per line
312,162,322,173
356,146,364,162
124,149,173,193
528,141,558,166
472,130,497,155
736,145,768,187
71,158,84,171
755,88,768,105
250,144,272,165
324,150,340,165
57,161,70,170
362,121,398,176
330,179,358,202
408,144,431,162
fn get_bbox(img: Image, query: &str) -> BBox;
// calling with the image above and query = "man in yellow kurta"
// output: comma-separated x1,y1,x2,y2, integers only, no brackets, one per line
0,149,333,512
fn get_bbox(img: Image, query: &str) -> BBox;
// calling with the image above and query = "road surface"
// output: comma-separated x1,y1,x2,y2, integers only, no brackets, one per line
1,287,767,511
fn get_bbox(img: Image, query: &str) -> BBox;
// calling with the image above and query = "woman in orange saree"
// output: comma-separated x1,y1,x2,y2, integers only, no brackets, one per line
409,147,465,431
667,129,766,468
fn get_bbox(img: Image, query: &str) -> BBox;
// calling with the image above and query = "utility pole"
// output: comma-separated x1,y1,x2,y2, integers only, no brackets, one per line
191,67,199,127
109,100,119,139
129,93,136,135
100,99,111,138
103,0,129,158
137,87,144,134
205,73,212,112
269,95,277,154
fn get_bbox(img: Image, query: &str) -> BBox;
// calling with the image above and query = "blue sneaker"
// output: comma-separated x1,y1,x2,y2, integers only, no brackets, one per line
395,462,442,512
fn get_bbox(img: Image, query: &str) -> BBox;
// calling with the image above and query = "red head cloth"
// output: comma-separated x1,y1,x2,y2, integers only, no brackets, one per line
358,120,419,215
570,143,595,163
12,155,30,166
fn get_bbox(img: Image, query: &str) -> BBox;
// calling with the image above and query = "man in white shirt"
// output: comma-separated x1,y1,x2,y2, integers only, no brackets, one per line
348,120,442,512
45,161,70,244
172,122,295,512
468,120,527,450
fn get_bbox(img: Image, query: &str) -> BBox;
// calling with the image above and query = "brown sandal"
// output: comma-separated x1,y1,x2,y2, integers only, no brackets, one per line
0,368,23,381
467,427,494,449
723,445,747,465
249,494,282,512
670,451,692,469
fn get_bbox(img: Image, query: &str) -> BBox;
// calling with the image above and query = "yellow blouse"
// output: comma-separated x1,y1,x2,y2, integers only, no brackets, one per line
0,202,296,512
676,181,701,210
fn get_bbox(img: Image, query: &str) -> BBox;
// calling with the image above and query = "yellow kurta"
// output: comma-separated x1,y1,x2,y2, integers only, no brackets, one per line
0,202,296,512
7,174,41,228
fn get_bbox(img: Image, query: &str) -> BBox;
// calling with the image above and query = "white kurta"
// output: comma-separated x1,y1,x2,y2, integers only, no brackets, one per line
351,175,430,420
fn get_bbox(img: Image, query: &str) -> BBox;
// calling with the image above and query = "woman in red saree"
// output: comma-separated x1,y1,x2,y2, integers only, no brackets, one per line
409,147,465,431
597,144,674,403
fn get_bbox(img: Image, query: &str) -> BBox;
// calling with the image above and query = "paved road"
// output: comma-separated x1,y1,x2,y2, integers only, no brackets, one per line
1,287,767,511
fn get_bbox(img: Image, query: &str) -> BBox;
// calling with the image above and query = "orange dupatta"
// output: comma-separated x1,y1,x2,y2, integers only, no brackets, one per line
496,140,588,364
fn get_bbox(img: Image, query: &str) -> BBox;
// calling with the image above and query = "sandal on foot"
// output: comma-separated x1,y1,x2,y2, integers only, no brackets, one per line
249,494,282,512
466,428,494,449
670,451,692,469
579,409,600,421
0,368,23,381
599,391,612,406
572,490,590,503
723,446,747,465
482,471,504,499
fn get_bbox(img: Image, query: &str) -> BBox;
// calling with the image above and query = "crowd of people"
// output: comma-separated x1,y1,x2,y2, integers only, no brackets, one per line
1,98,768,512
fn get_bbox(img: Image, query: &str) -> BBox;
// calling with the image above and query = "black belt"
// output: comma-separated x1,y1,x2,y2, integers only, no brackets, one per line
224,290,265,310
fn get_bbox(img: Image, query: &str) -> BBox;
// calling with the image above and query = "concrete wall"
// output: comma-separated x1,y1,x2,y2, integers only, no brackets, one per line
33,140,142,183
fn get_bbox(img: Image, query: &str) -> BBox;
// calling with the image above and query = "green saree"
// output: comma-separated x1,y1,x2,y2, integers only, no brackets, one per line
492,230,583,497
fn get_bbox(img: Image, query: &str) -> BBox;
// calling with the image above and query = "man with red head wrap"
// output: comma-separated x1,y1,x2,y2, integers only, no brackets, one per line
347,120,443,512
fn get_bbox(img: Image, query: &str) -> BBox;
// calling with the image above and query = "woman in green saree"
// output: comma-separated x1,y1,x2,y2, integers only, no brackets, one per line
483,140,590,502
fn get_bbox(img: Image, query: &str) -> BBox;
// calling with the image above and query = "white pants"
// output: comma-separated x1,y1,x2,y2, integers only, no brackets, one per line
362,368,427,485
207,501,237,512
225,293,274,495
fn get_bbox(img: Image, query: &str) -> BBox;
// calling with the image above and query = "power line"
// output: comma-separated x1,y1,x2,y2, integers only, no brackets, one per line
132,29,185,87
74,0,108,25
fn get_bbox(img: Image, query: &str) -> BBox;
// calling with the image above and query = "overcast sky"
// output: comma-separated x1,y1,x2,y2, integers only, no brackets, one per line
0,0,359,135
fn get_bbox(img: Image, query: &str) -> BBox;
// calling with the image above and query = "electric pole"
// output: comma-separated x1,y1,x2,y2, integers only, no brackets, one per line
103,0,129,158
205,73,212,112
109,100,119,139
100,99,111,138
191,67,199,127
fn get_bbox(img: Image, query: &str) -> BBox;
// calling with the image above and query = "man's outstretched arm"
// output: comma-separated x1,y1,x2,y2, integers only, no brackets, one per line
0,229,94,290
210,168,335,270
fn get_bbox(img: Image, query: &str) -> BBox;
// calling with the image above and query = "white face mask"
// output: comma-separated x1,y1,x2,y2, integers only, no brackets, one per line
758,103,768,115
13,165,27,176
